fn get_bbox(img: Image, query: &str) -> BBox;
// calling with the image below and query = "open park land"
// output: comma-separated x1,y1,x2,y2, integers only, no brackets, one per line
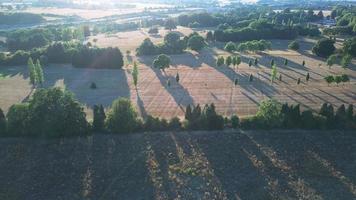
0,27,355,119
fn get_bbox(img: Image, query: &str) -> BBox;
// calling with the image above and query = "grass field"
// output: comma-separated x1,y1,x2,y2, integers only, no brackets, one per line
0,27,355,119
0,130,355,199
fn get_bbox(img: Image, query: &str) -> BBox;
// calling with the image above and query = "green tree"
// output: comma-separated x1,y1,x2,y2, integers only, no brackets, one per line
132,62,139,88
6,103,29,136
326,54,337,69
249,74,253,82
312,38,336,58
279,74,282,81
185,105,192,121
335,75,342,86
256,99,283,128
302,60,306,67
187,35,205,51
297,78,301,85
235,56,241,67
284,58,288,66
105,98,139,134
270,59,275,67
226,56,232,66
176,73,180,83
35,59,44,86
206,31,214,41
234,78,239,85
324,75,334,86
306,73,310,82
93,104,106,132
224,42,236,52
231,115,239,128
164,18,177,30
153,54,170,70
216,56,225,67
0,108,6,135
341,54,352,69
341,74,350,84
136,38,156,56
28,57,37,86
346,104,354,120
254,58,258,66
288,40,300,51
248,60,252,67
271,64,277,83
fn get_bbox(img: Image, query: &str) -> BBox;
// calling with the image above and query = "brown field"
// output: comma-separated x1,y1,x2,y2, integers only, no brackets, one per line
0,28,355,120
0,130,355,199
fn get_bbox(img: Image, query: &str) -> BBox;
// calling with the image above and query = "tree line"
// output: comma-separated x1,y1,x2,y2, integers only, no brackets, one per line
0,88,354,137
136,32,205,56
0,41,124,69
0,12,45,25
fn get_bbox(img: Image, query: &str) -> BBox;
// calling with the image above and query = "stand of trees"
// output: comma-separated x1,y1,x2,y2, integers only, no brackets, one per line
0,90,354,138
0,42,124,69
0,12,45,25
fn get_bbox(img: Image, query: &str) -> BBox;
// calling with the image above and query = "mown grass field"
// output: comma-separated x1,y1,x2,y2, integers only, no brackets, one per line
0,27,355,119
0,130,355,199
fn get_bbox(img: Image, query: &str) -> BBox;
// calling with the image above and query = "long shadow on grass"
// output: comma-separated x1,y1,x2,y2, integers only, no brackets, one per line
41,65,131,109
137,56,194,111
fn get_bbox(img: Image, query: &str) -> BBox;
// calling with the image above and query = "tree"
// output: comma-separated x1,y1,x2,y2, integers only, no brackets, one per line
326,54,337,69
256,99,283,128
324,75,334,86
231,115,239,128
93,105,106,132
302,60,306,67
132,62,139,88
185,105,193,121
187,35,205,51
270,59,275,67
226,56,232,66
136,38,156,55
28,57,37,86
216,56,225,67
148,27,159,34
279,74,282,81
234,78,239,85
335,75,342,86
105,98,139,134
288,40,300,51
153,54,170,70
312,38,336,58
284,58,288,66
297,78,301,85
271,64,277,83
176,73,180,83
206,31,214,41
249,74,253,82
341,54,352,69
232,56,237,66
164,19,177,30
306,72,310,82
248,60,252,67
346,104,354,120
341,74,350,84
6,103,29,136
254,58,258,66
224,42,236,52
235,56,241,67
35,59,44,86
0,108,6,135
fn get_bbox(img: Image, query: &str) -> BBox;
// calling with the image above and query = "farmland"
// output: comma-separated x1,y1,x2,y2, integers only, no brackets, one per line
0,130,355,199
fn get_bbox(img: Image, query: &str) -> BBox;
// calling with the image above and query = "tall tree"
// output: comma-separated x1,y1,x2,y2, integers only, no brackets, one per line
132,62,139,89
0,108,6,135
28,57,37,86
35,59,44,86
271,64,277,84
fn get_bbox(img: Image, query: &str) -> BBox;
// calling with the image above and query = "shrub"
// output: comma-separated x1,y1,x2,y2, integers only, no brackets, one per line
105,98,139,134
288,40,300,50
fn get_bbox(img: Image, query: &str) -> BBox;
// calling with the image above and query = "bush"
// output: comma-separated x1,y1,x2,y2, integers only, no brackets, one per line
312,38,336,58
288,40,300,51
105,98,139,134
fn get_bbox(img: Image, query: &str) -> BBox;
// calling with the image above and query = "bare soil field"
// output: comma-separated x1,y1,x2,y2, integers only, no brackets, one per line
0,30,355,119
0,130,355,199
